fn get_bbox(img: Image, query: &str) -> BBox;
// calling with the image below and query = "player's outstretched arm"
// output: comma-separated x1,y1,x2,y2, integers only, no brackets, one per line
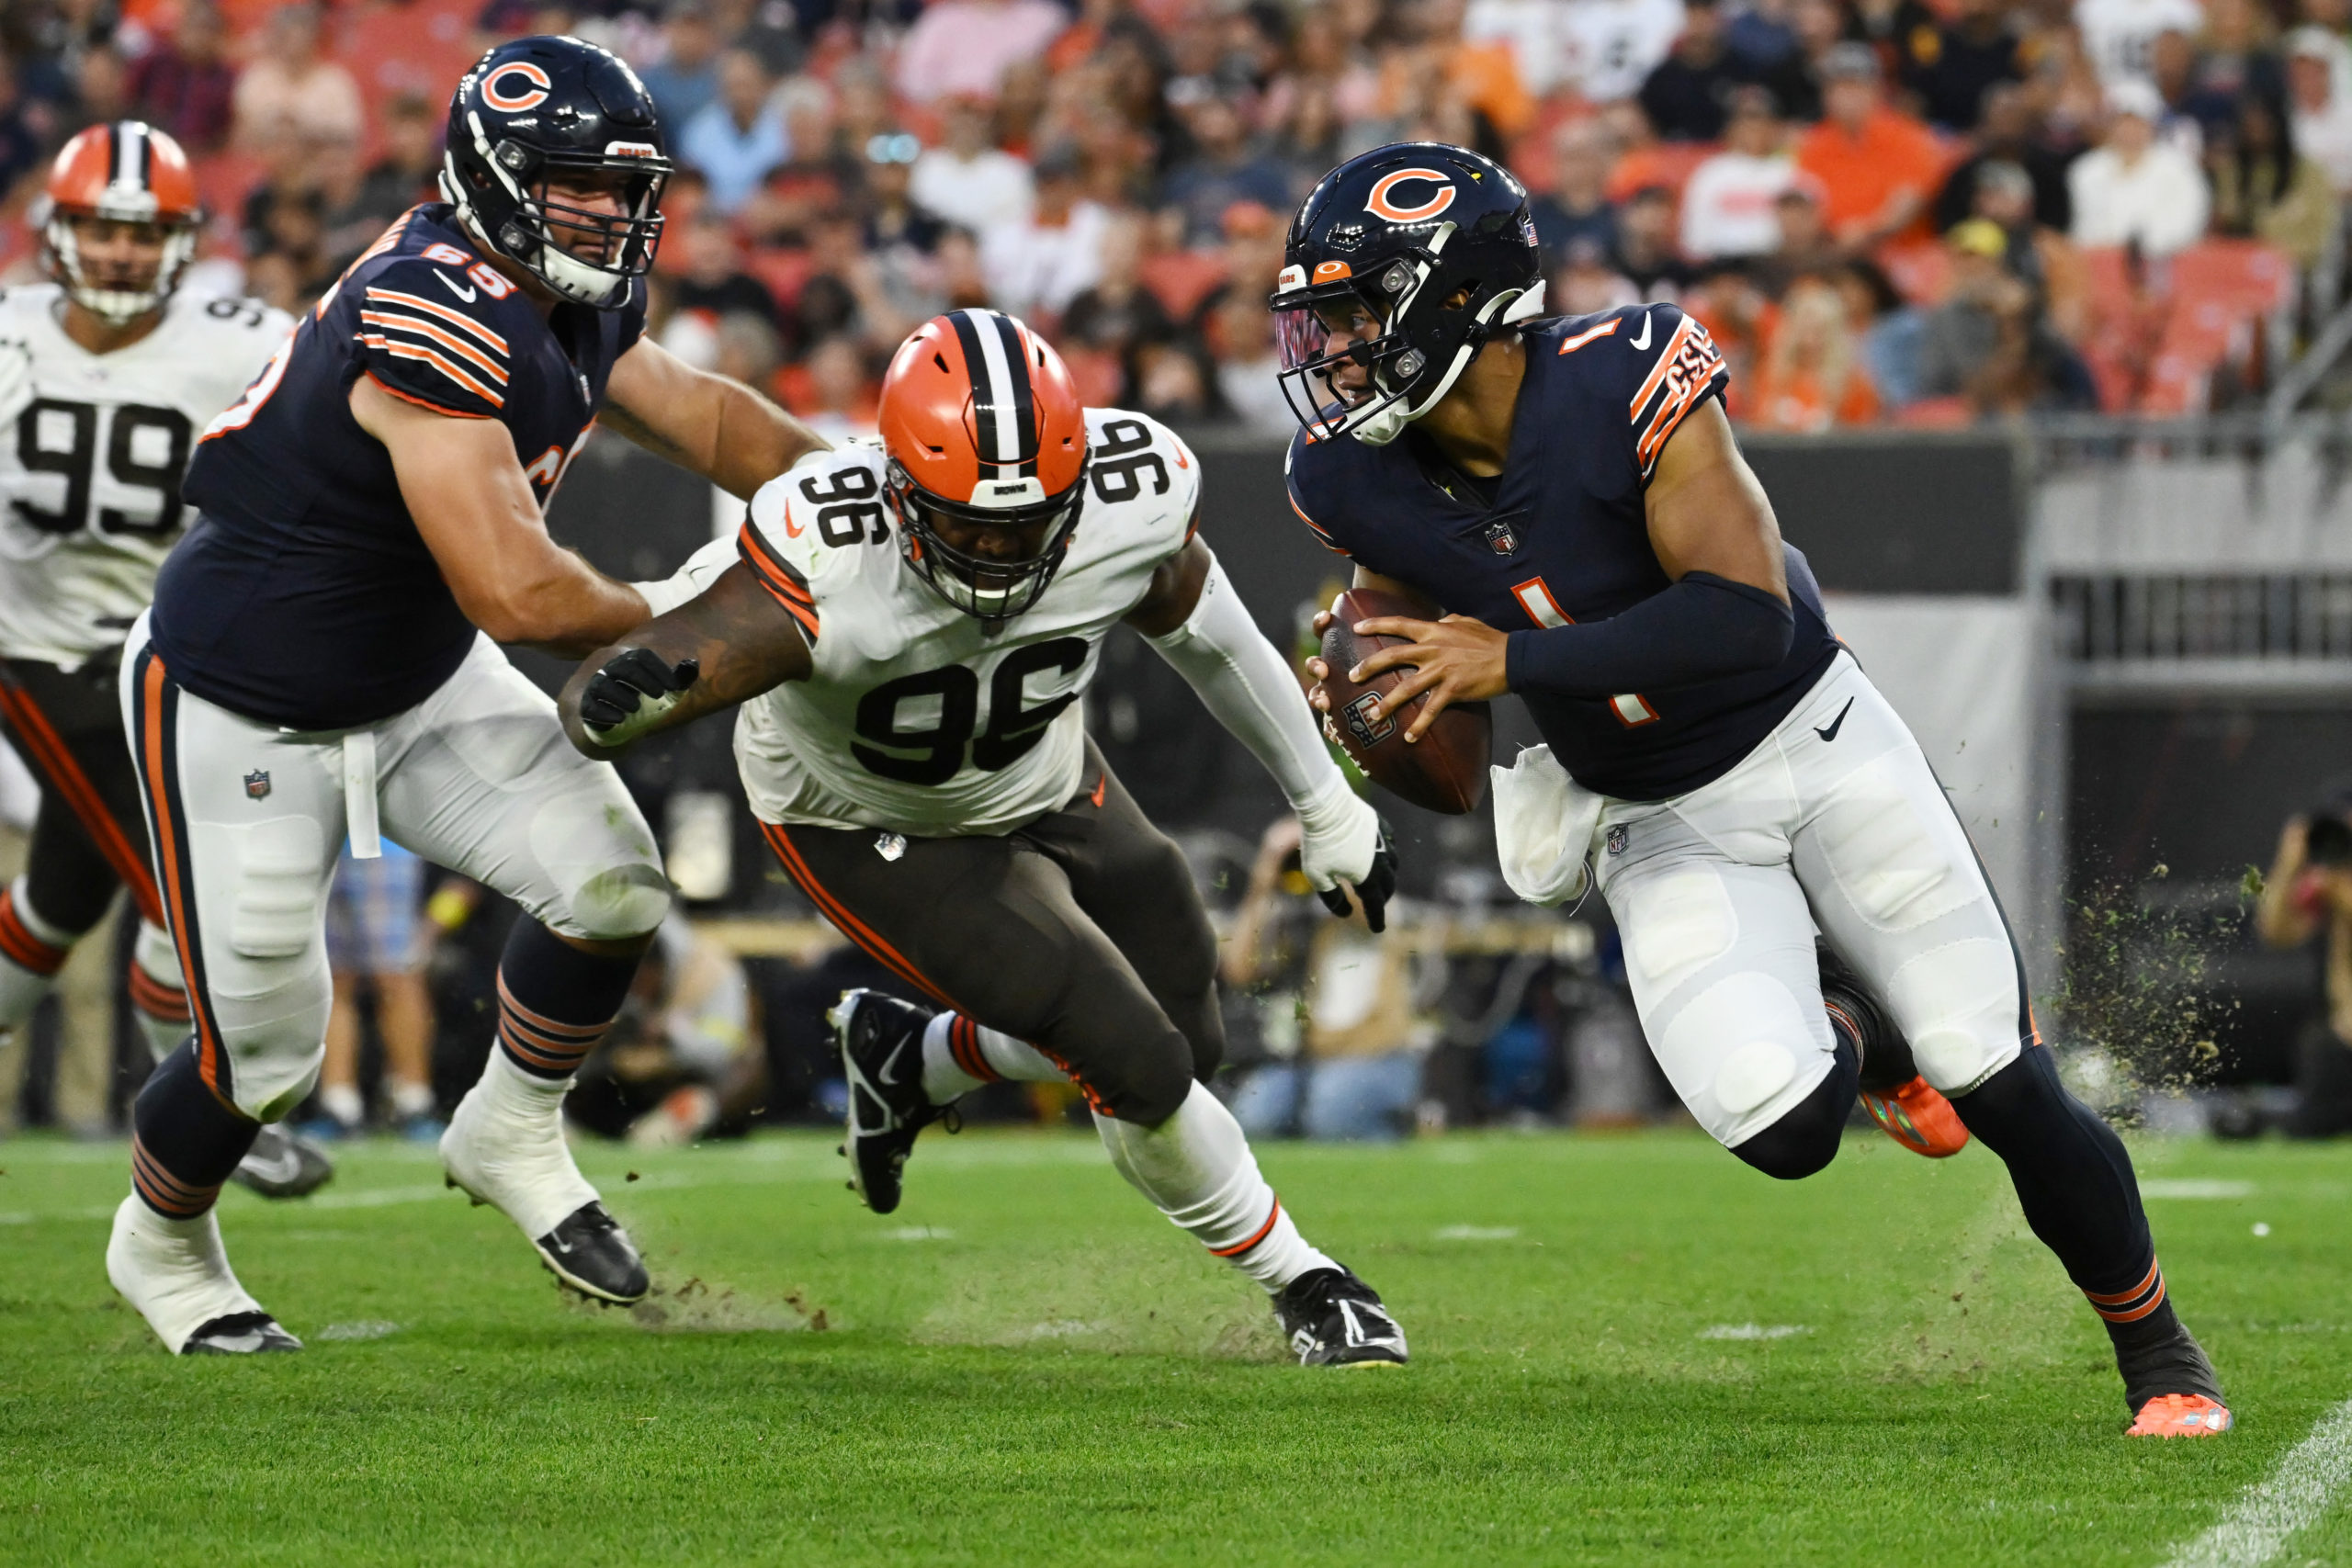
354,374,650,657
559,560,813,761
1129,536,1397,930
601,334,830,500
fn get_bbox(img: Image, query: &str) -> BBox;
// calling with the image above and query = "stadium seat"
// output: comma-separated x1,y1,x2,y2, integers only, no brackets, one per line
1138,251,1228,321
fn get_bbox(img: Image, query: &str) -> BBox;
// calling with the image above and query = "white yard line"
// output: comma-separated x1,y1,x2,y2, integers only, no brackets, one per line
2158,1398,2352,1568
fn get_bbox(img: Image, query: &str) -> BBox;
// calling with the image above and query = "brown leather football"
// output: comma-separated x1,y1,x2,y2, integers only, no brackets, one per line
1317,587,1492,816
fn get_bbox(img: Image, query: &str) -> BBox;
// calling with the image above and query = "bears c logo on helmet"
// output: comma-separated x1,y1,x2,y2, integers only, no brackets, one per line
482,62,552,112
1364,168,1455,223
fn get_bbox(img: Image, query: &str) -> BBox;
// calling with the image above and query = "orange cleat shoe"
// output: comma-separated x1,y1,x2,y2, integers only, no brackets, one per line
2128,1393,2233,1438
1860,1076,1972,1158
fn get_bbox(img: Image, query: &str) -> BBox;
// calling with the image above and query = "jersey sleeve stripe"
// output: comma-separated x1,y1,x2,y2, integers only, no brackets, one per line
360,335,506,408
357,310,511,384
361,359,502,418
1287,484,1349,557
737,524,820,637
362,288,512,355
1628,315,1701,419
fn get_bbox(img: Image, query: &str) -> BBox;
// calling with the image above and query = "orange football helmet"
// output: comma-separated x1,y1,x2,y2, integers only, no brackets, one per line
43,121,203,323
878,309,1089,622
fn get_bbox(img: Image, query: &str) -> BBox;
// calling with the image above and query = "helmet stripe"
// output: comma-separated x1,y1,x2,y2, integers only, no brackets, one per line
944,310,1001,473
129,122,151,188
989,312,1037,478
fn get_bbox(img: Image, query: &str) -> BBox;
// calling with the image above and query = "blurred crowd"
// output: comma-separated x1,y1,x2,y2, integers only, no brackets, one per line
2,0,2348,428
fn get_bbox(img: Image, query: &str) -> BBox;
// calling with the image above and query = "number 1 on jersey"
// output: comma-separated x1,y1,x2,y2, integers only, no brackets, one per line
1510,574,1659,728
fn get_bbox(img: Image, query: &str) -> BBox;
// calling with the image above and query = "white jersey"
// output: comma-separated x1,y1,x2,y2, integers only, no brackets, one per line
2075,0,2201,87
1560,0,1686,104
0,285,292,666
729,410,1200,837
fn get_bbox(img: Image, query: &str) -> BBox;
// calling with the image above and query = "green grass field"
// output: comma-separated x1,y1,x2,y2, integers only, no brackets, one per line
3,1124,2347,1566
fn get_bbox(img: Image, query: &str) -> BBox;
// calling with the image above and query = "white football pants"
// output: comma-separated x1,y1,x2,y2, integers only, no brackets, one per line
121,615,670,1122
1592,651,2030,1149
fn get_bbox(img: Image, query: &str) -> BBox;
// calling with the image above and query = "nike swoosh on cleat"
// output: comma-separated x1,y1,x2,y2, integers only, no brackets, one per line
242,1153,300,1184
876,1038,911,1087
434,270,479,303
1628,310,1651,351
1815,698,1855,742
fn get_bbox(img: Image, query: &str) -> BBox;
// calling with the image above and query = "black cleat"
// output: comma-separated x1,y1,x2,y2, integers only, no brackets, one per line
1273,1266,1408,1367
229,1123,335,1200
183,1310,302,1354
831,988,948,1215
1817,940,1915,1093
534,1201,649,1304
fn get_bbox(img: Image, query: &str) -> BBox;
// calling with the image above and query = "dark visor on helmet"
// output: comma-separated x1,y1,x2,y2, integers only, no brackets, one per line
1267,277,1423,443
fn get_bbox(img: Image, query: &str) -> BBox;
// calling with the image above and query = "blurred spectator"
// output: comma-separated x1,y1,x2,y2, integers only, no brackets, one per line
2288,26,2352,195
66,46,131,140
895,0,1069,107
567,915,763,1147
797,206,924,354
673,213,785,332
2077,0,2203,92
798,334,880,443
232,3,363,152
1679,85,1797,260
1555,234,1643,314
1159,92,1292,248
1528,118,1619,273
1905,0,2023,131
0,59,39,200
862,132,944,255
1562,0,1689,106
679,49,789,214
1794,44,1944,254
1920,218,2098,413
2253,801,2352,1138
1775,0,1849,122
1464,0,1575,96
353,90,443,225
313,135,392,271
979,144,1109,321
639,0,724,131
1130,333,1218,423
1756,178,1839,289
1611,184,1693,299
1204,283,1292,436
2153,28,2233,151
1684,263,1774,400
2067,79,2210,255
2197,0,2287,115
1059,208,1174,392
1836,261,1928,406
127,0,238,152
911,93,1034,238
1639,0,1752,142
2208,93,2340,267
1750,275,1880,430
1971,159,2089,343
713,309,784,394
1728,0,1801,73
312,841,439,1140
1934,81,2075,233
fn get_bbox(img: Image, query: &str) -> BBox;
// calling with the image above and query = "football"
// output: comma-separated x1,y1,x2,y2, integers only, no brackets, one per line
1317,586,1493,815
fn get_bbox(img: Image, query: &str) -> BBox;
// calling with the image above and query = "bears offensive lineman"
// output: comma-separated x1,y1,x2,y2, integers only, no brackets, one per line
559,308,1409,1365
108,37,827,1354
0,123,334,1197
1274,143,2227,1434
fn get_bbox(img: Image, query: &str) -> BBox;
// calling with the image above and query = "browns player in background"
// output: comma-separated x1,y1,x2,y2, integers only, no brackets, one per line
0,123,330,1196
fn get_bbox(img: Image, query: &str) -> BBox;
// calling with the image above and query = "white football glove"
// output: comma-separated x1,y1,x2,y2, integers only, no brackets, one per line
0,336,34,432
1296,780,1398,931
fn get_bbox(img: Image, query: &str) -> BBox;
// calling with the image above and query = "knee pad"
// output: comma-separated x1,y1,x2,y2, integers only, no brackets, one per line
1730,1037,1857,1180
528,791,670,942
1109,1025,1199,1127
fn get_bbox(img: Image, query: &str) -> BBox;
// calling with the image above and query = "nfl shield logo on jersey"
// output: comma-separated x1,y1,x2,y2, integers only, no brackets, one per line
1483,518,1520,556
1606,823,1627,856
244,769,271,799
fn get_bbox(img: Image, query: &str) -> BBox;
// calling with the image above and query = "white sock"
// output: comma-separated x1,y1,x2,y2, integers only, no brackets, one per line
130,921,192,1062
107,1195,266,1353
390,1079,435,1120
320,1083,366,1128
1093,1081,1337,1293
920,1010,1067,1103
441,1049,594,1238
0,876,71,1028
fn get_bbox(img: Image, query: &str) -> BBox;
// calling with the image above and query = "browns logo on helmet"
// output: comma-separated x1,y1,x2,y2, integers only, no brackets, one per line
878,309,1090,625
41,121,204,324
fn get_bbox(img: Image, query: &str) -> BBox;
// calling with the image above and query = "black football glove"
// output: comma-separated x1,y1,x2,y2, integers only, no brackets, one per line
579,649,700,748
1319,814,1398,933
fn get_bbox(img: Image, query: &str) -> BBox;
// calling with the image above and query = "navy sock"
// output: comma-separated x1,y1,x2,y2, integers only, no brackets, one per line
1950,1046,2180,1351
494,918,643,1080
1729,1035,1858,1180
130,1041,258,1219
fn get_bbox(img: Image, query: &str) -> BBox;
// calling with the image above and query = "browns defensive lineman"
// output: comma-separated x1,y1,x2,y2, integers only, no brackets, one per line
560,308,1408,1365
0,123,331,1195
1275,141,2226,1433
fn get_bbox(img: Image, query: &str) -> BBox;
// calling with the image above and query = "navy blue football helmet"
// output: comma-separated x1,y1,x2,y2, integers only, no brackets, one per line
440,35,670,309
1269,142,1544,446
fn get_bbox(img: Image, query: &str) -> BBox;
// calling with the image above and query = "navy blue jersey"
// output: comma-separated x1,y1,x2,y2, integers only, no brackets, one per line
156,204,647,729
1286,304,1838,802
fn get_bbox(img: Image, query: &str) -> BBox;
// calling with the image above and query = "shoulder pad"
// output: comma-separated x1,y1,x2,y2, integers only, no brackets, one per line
1281,424,1349,557
1549,304,1728,480
1084,409,1200,553
351,252,526,419
740,446,890,641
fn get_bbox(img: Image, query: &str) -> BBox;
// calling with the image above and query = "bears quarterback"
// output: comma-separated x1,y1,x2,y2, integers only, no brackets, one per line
106,36,829,1355
558,308,1410,1366
1272,141,2228,1436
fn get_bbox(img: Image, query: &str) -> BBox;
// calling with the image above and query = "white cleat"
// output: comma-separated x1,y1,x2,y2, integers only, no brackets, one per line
107,1196,300,1354
440,1052,648,1304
